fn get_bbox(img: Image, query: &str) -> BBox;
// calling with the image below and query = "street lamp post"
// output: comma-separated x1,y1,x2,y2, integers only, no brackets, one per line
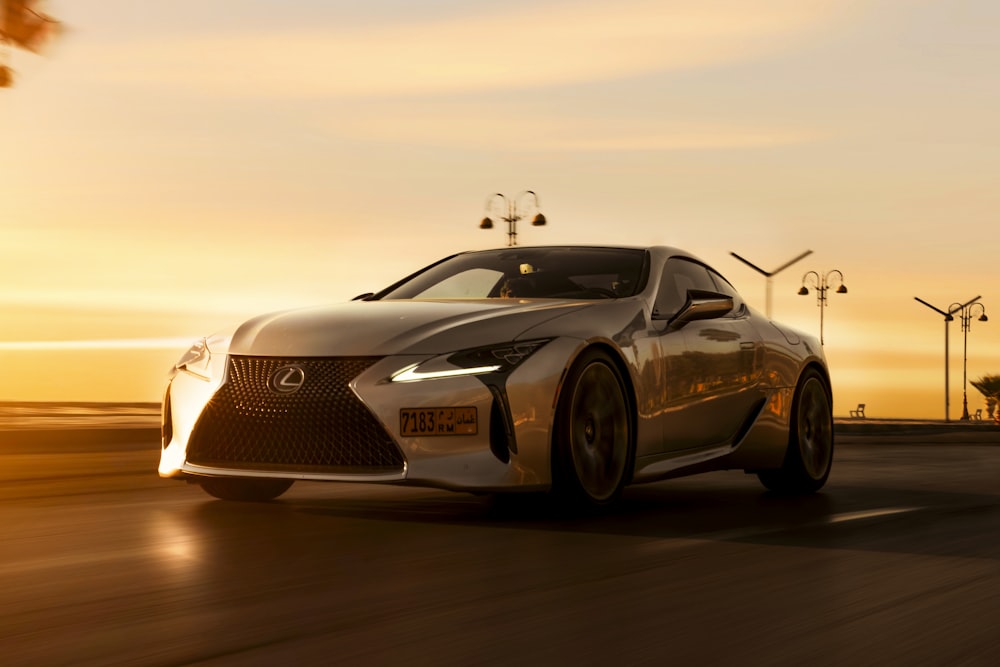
914,295,981,422
479,191,546,246
730,250,813,318
798,269,847,345
952,300,988,421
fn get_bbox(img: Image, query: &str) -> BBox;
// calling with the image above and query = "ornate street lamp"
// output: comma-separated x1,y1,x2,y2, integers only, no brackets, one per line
798,269,847,345
730,250,813,318
951,300,988,421
914,295,980,422
479,191,546,246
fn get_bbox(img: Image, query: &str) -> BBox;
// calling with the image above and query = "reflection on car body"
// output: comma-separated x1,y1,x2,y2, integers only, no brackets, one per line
160,245,833,506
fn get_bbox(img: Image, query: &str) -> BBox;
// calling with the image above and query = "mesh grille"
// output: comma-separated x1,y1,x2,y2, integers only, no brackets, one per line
186,356,404,474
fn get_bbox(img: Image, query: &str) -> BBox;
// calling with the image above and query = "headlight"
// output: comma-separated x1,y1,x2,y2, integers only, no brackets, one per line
169,333,230,382
390,339,551,383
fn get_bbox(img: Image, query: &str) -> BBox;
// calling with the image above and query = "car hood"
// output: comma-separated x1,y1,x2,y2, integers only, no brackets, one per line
228,299,595,357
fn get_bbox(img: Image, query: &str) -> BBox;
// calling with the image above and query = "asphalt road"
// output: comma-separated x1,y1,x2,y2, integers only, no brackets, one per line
2,428,999,666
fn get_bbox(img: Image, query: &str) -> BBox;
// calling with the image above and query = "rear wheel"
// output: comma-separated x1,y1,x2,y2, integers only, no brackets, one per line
199,477,294,502
757,369,833,494
552,349,631,507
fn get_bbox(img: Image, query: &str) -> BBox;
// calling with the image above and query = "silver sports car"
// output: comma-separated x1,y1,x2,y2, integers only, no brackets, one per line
159,245,833,506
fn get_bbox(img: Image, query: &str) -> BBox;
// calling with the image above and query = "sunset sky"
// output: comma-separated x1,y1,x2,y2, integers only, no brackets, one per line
2,0,999,419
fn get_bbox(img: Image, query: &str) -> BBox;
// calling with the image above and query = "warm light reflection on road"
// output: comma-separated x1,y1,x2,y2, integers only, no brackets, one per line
150,510,203,573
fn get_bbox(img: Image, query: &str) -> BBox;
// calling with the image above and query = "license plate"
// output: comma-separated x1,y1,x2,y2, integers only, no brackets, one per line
400,407,478,436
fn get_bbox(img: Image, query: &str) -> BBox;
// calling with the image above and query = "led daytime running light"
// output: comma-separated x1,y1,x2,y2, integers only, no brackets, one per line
391,363,502,383
390,339,551,383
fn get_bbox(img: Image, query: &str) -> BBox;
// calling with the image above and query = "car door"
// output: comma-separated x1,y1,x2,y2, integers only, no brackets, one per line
650,258,764,451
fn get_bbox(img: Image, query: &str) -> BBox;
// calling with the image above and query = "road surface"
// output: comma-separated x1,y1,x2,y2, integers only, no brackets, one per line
2,427,999,666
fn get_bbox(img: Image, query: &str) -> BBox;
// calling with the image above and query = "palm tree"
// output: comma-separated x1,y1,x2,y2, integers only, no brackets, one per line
970,375,1000,422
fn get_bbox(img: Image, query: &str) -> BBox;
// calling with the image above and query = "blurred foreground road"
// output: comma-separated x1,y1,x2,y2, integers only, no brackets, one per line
1,427,999,666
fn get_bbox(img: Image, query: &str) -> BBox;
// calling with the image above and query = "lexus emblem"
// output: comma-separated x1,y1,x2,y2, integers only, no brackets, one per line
269,365,306,394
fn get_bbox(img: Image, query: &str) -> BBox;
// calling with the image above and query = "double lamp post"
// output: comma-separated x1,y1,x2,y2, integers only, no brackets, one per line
914,296,988,421
479,191,546,246
797,269,848,346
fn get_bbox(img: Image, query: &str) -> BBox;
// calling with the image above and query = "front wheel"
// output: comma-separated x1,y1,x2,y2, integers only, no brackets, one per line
199,477,294,502
757,369,833,494
552,349,632,507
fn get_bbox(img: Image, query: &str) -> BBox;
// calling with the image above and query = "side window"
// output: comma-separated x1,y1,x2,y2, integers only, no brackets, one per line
654,258,716,318
709,270,746,316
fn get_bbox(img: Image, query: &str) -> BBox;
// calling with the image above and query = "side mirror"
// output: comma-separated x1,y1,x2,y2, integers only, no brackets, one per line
352,292,375,301
667,290,733,329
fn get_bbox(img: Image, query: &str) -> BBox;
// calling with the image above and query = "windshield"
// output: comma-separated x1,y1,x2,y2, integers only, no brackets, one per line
376,247,649,300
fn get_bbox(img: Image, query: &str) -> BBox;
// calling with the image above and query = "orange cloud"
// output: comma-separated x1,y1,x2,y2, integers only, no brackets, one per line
84,0,862,97
318,110,823,151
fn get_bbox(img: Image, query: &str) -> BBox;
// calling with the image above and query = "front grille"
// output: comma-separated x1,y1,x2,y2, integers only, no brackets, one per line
186,356,404,474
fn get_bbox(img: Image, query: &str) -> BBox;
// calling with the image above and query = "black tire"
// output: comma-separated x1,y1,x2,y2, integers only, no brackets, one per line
552,349,632,506
199,477,294,502
757,368,833,494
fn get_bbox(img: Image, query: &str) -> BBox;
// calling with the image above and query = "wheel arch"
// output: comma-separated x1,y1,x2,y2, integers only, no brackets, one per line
553,341,640,485
755,359,835,493
798,360,833,404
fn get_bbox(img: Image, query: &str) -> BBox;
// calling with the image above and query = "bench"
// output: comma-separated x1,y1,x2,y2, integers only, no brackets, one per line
849,403,866,418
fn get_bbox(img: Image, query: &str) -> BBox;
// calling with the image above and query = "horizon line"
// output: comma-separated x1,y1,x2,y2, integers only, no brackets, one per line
0,338,195,351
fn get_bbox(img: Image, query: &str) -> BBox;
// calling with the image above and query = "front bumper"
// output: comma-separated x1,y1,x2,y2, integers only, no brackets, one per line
159,339,581,492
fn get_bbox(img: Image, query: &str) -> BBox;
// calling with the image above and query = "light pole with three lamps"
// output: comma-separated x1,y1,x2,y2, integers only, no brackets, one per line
479,191,546,246
798,269,848,345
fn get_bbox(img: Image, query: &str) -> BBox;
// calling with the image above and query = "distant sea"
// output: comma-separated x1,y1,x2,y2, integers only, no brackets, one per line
0,401,161,430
